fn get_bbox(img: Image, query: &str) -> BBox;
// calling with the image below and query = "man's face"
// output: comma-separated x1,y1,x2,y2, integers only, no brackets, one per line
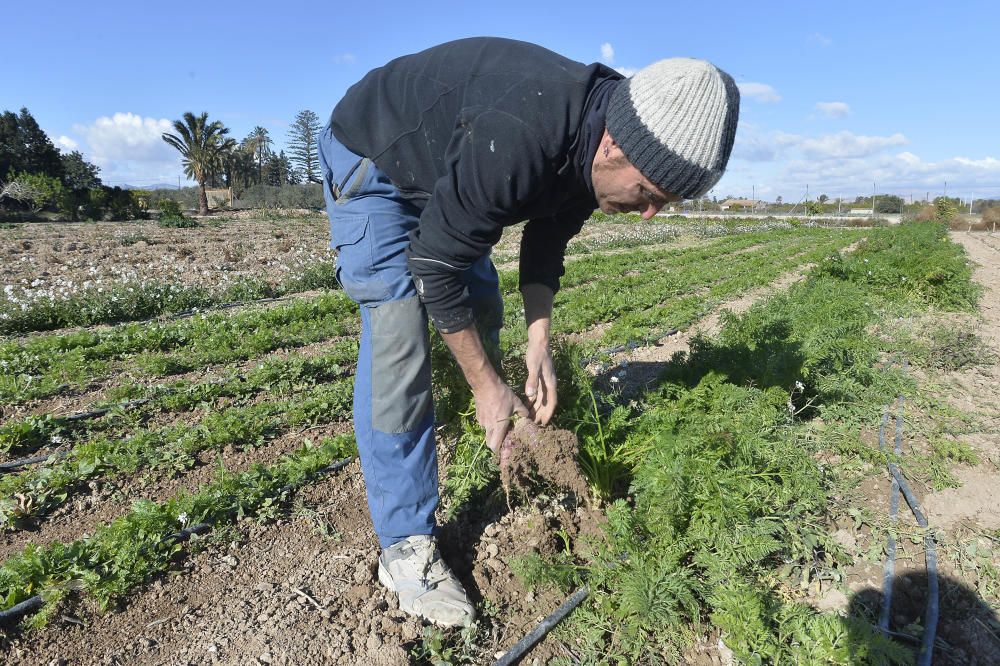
591,134,679,219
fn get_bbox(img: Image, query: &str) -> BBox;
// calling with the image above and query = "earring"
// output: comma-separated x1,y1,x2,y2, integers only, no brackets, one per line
603,145,610,157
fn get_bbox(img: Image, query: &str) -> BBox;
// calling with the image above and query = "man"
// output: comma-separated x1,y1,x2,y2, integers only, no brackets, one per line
319,37,738,627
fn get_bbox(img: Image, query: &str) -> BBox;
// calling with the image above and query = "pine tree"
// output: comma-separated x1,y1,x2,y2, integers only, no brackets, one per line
263,150,297,186
60,151,102,190
0,108,64,180
287,110,322,184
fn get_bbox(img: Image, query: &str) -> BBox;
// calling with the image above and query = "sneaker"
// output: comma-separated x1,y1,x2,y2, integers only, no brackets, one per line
377,535,475,627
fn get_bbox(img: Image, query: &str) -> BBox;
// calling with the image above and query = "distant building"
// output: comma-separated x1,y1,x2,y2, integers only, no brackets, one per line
848,208,875,216
720,198,764,211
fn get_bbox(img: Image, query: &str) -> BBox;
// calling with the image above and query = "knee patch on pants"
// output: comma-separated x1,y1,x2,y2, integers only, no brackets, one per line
371,296,433,433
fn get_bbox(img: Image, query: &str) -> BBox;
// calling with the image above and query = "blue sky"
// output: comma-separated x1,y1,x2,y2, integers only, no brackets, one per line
5,0,998,203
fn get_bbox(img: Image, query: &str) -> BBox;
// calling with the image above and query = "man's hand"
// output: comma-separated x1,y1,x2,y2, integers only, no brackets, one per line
473,377,529,468
524,339,556,424
440,325,528,468
521,283,557,424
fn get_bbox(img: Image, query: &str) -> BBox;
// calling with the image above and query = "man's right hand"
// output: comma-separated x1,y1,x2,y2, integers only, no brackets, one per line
440,325,529,469
473,378,530,469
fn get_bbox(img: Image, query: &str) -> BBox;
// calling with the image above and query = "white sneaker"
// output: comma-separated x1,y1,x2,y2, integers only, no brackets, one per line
377,535,475,627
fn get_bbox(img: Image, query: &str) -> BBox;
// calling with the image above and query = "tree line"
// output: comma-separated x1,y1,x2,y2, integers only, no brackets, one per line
0,106,326,220
0,107,144,220
162,110,323,215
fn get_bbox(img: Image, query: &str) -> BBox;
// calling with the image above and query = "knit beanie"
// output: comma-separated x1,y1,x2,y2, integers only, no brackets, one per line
606,58,740,200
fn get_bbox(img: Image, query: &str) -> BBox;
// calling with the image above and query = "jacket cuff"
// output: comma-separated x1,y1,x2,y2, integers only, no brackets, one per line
427,306,475,334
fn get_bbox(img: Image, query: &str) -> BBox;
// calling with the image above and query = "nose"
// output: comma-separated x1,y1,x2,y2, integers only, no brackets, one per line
640,202,660,220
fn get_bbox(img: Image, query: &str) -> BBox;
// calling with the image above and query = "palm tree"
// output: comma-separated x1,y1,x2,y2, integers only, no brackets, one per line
161,112,231,215
246,126,272,184
223,142,256,199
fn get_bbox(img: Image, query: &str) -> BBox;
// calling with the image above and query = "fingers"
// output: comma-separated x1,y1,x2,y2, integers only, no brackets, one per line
486,422,507,457
524,372,541,411
528,366,557,425
499,432,514,469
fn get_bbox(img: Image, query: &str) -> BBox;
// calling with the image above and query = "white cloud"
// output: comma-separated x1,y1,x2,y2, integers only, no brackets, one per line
815,101,851,118
808,32,833,47
738,82,781,103
722,126,1000,200
72,113,182,184
54,135,78,151
332,53,356,64
599,42,637,77
798,131,907,160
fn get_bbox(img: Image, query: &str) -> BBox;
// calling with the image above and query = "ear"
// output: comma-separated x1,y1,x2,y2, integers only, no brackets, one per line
601,128,618,150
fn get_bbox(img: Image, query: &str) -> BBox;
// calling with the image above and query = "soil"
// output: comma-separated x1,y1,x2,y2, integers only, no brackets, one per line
3,228,1000,664
0,216,333,297
0,423,351,563
500,419,591,503
816,233,1000,664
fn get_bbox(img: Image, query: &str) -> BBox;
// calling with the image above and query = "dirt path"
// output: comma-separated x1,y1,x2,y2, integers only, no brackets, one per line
826,233,1000,664
922,233,1000,531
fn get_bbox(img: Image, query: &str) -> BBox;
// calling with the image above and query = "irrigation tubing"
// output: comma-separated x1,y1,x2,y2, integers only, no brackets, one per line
581,327,679,372
0,453,60,472
876,359,939,665
0,456,354,628
493,586,590,666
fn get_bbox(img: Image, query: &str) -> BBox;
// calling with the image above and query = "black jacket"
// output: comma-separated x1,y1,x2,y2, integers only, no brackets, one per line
331,37,621,332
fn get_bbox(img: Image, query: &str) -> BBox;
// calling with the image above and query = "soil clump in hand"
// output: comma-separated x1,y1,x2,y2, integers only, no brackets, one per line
500,418,590,502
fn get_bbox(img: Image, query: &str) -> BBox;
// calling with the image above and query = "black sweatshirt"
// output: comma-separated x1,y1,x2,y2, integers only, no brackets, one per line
331,37,622,332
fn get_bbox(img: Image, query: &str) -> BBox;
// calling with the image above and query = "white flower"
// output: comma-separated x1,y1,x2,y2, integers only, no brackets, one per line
178,512,189,526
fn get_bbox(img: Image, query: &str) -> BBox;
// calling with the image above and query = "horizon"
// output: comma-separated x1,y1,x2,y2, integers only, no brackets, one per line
4,0,998,203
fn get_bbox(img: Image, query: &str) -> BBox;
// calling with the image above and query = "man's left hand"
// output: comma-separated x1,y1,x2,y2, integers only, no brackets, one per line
524,339,557,424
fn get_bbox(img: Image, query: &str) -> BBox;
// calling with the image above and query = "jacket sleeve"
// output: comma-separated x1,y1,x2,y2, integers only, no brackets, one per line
406,109,554,333
518,201,592,293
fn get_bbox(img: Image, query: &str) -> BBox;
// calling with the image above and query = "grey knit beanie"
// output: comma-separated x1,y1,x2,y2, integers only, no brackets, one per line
606,58,740,200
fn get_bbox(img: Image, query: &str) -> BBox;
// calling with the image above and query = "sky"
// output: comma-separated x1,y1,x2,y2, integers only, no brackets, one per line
5,0,998,203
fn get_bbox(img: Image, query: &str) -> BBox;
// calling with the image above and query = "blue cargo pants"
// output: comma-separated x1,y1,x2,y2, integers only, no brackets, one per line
318,126,503,548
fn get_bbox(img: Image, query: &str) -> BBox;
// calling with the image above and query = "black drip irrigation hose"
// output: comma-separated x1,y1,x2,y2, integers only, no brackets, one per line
0,456,355,628
877,360,939,665
0,452,62,472
63,398,150,423
493,586,589,666
580,328,680,373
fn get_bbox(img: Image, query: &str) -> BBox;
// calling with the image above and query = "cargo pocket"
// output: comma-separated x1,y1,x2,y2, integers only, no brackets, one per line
331,214,389,305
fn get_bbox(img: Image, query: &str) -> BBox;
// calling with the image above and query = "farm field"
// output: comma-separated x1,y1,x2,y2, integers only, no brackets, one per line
1,216,998,664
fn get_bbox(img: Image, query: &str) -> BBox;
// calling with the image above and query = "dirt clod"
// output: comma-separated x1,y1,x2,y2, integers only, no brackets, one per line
500,419,590,502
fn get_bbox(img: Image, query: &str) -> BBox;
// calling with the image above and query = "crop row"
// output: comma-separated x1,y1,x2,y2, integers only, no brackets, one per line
497,229,863,351
0,435,356,627
548,228,796,291
1,342,359,458
522,223,970,662
553,232,825,329
0,258,340,336
0,291,357,406
594,232,864,348
0,370,355,528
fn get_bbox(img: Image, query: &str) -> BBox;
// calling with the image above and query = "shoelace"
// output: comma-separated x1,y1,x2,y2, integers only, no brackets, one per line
394,539,447,588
